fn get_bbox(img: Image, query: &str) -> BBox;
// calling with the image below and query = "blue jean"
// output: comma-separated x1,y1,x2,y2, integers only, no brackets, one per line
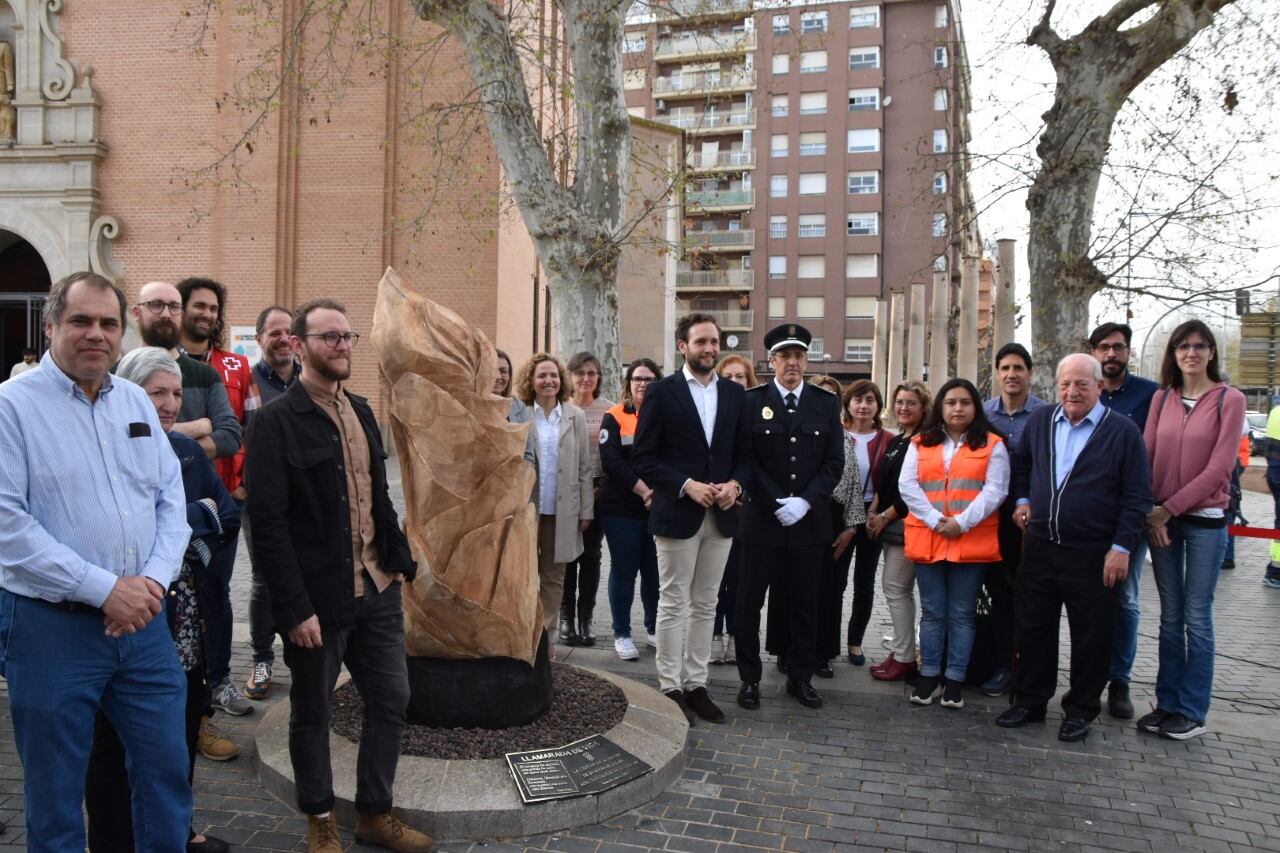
915,561,988,682
1150,519,1226,722
602,513,658,639
1108,539,1149,682
0,591,191,852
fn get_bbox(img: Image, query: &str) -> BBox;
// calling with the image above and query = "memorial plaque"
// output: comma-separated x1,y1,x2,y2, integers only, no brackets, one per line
506,734,652,803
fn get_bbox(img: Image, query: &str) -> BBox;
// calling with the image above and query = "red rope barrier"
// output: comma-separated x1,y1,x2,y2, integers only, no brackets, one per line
1228,525,1280,540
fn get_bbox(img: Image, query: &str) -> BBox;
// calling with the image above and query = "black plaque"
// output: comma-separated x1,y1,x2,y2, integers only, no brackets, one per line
506,734,652,803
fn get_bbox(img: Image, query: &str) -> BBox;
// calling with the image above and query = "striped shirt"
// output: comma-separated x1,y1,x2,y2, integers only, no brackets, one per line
0,352,190,606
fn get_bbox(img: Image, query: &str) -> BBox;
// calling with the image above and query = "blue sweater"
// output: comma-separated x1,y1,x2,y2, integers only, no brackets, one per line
1011,404,1153,552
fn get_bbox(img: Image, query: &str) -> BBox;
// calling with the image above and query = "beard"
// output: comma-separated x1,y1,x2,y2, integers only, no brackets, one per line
183,315,214,344
1101,359,1125,378
310,354,351,382
140,319,180,350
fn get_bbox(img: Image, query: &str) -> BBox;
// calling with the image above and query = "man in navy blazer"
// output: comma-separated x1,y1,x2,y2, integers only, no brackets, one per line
633,313,752,725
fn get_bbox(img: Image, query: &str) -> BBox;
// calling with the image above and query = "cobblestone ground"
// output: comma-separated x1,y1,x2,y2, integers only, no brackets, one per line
2,459,1278,851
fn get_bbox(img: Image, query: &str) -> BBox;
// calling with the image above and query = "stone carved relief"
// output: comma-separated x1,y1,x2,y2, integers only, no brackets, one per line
89,215,121,279
0,39,14,141
38,0,76,101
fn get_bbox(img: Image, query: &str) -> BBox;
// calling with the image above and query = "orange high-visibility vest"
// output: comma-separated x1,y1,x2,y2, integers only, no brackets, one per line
1238,434,1250,470
904,433,1003,565
606,402,639,442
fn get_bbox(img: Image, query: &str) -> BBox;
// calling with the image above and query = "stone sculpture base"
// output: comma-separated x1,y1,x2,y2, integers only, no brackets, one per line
254,667,688,841
405,632,554,729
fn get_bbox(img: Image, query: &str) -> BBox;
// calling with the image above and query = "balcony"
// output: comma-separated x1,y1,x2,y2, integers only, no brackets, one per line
701,308,755,330
651,0,752,22
654,69,755,97
687,148,756,172
659,109,755,135
686,187,754,211
654,30,755,61
675,268,753,290
683,228,755,251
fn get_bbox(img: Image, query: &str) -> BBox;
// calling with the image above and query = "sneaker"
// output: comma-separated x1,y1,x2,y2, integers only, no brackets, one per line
710,634,727,665
940,679,964,709
979,667,1011,697
245,661,273,700
197,716,239,761
910,675,941,705
614,636,640,661
645,632,658,648
1137,708,1172,733
354,810,437,852
1264,576,1280,589
1159,713,1208,741
724,635,737,664
212,679,254,716
307,813,342,853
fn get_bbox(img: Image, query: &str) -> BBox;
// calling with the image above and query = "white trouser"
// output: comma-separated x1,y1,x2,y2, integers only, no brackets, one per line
653,511,733,693
881,542,918,661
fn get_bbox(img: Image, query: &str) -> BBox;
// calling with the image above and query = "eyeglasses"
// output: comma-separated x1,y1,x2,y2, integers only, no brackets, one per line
302,332,360,348
1093,343,1128,354
140,300,183,315
1176,342,1211,354
631,376,656,384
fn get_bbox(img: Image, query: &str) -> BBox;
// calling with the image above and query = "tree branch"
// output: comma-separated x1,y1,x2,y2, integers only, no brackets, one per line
1026,0,1064,60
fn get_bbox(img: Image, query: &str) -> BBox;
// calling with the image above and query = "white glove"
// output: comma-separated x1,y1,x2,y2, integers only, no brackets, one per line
774,497,811,527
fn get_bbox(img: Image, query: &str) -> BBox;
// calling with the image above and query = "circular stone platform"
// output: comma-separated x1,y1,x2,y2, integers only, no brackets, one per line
253,666,688,841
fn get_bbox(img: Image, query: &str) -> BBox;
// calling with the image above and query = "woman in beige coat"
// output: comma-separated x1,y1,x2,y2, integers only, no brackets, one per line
517,353,595,648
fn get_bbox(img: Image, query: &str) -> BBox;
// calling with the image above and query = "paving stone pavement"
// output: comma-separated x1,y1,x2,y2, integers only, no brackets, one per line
1,459,1279,851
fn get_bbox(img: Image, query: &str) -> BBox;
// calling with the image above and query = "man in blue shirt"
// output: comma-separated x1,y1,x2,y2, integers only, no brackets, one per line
979,342,1048,696
1089,322,1159,719
0,272,192,851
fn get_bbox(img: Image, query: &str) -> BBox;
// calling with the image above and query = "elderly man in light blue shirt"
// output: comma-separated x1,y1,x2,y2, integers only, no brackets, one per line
0,272,192,853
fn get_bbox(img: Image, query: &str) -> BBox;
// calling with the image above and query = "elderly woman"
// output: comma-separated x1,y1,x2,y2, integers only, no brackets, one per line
516,352,594,649
84,347,240,853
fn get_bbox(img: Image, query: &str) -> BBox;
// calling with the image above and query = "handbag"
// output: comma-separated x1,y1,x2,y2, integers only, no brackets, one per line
879,517,905,546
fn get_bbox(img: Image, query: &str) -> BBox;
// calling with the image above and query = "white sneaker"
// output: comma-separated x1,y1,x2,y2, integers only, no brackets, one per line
645,632,658,648
614,637,640,661
710,635,726,664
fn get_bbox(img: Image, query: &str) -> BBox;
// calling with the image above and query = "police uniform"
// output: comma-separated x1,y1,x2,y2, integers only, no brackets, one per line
735,324,845,709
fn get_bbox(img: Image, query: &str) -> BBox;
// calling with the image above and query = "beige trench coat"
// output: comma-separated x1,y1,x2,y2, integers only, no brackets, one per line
530,402,595,563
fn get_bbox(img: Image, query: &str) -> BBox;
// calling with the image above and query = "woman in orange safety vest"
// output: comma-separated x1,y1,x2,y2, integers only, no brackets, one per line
899,377,1010,709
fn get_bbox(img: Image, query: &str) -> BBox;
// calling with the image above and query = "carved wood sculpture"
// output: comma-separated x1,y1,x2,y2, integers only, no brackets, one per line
372,267,542,665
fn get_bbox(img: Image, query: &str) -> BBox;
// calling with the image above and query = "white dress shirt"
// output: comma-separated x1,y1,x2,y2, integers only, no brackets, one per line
773,378,804,411
534,403,562,515
683,364,718,445
899,434,1010,533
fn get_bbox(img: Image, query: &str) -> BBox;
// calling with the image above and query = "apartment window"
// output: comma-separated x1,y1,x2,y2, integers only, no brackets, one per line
798,172,826,195
844,338,873,361
623,33,646,53
799,91,828,115
934,89,949,110
935,4,949,27
772,53,790,75
845,295,876,317
796,296,825,318
933,129,948,153
810,337,826,357
798,256,825,279
846,255,878,278
933,254,948,271
933,213,947,237
772,14,790,35
771,133,789,158
847,171,879,194
624,68,646,90
934,46,949,68
769,215,787,238
768,297,786,317
847,213,879,236
933,171,947,194
847,128,880,153
770,175,788,197
800,50,827,73
850,5,881,28
769,256,787,278
848,88,880,111
800,10,828,33
798,214,826,237
849,47,880,70
798,132,826,156
771,94,789,117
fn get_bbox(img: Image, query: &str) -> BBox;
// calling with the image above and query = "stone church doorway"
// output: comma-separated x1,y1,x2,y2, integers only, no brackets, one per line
0,228,50,375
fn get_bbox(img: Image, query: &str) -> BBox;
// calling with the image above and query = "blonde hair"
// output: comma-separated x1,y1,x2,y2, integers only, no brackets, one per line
715,354,758,387
809,374,842,396
514,353,570,405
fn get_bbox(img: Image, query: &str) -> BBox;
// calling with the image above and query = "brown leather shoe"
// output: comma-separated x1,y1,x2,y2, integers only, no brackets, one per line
306,814,342,853
683,686,726,723
197,716,239,761
355,811,437,852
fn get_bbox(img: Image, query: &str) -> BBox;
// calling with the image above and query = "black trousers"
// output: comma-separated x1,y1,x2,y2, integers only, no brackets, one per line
283,576,409,816
85,666,206,852
1011,536,1119,721
562,516,604,622
735,542,823,684
986,500,1025,671
844,514,881,649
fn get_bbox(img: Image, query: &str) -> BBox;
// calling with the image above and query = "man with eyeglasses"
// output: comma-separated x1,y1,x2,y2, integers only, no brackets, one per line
1088,321,1159,721
245,300,432,852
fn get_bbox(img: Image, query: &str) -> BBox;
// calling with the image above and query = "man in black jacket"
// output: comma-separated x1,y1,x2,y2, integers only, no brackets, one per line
246,299,433,853
997,353,1153,743
633,313,752,725
736,324,845,710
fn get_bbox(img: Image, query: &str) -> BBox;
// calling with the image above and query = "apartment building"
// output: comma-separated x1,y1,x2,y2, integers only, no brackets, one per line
624,0,980,380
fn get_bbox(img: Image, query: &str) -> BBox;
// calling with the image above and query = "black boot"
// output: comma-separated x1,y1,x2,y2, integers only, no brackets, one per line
559,616,579,646
577,615,597,647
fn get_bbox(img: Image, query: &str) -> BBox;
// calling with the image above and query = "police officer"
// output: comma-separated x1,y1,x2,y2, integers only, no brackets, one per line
734,324,845,709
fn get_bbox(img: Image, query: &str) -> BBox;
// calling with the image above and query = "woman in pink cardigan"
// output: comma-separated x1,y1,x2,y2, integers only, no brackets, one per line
1141,320,1245,741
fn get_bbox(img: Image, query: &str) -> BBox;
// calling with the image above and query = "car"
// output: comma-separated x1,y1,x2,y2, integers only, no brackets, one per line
1248,412,1267,456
